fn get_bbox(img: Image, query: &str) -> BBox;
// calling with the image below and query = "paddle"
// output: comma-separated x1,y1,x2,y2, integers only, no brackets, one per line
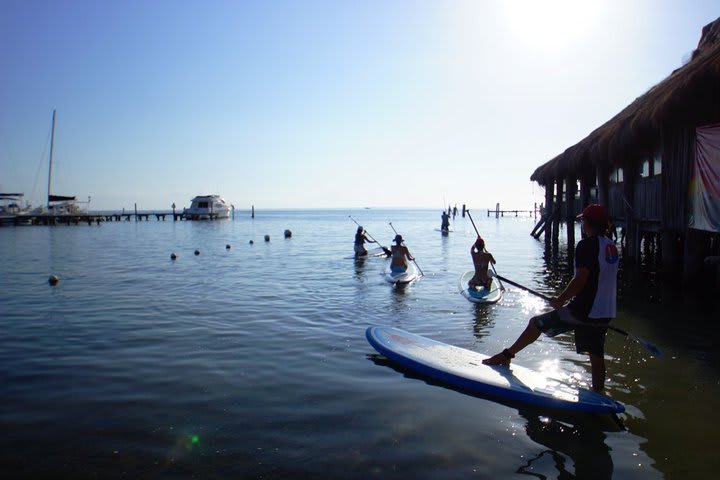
348,215,391,256
495,274,663,357
388,222,425,276
466,209,505,291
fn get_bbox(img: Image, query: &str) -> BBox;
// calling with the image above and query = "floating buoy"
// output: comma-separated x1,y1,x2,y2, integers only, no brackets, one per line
264,235,270,242
48,275,59,286
284,229,292,238
226,244,231,250
249,240,254,245
171,253,177,260
194,249,200,256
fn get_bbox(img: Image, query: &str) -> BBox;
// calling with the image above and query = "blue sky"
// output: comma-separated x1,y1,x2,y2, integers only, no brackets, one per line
1,0,718,210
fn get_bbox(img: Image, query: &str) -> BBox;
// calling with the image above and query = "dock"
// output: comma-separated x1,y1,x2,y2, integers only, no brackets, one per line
487,203,540,218
0,211,224,226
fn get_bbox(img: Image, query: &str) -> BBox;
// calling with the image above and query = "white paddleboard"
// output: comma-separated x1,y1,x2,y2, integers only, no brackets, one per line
366,326,625,414
383,261,420,285
459,271,503,304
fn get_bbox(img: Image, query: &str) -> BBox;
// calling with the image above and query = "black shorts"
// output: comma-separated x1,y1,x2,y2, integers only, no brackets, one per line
531,309,610,356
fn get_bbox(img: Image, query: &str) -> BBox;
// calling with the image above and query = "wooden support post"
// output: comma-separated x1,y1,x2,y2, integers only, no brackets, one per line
544,181,554,246
462,204,466,217
598,164,609,209
134,203,138,222
251,205,255,219
566,176,577,256
580,175,591,210
552,178,563,250
683,228,710,296
623,163,639,262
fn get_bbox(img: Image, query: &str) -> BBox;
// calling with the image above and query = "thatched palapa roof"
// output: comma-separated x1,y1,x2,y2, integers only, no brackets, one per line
532,17,720,185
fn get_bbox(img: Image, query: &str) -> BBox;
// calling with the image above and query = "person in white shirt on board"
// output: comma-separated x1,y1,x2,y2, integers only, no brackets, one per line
483,204,619,393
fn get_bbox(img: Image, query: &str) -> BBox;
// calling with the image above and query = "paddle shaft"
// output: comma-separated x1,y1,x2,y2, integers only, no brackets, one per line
388,222,424,276
495,274,662,356
466,209,504,291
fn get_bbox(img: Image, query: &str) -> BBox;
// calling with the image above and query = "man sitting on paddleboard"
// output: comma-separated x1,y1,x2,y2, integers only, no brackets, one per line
468,236,496,290
390,235,414,273
354,226,377,257
483,204,619,393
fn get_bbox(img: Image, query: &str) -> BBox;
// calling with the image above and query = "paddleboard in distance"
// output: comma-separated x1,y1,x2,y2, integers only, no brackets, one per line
383,262,419,285
459,271,503,304
366,326,625,414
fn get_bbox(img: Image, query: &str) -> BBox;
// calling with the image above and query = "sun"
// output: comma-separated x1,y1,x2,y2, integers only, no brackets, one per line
502,0,603,50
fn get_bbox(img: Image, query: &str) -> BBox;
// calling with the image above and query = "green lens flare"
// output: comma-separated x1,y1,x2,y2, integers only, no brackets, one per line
191,435,199,444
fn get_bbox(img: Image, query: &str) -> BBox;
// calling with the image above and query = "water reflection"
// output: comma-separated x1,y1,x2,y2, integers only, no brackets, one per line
353,256,367,281
516,410,616,479
472,305,496,338
367,353,621,479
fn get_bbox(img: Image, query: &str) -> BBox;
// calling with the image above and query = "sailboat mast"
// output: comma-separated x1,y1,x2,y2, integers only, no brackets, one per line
47,110,56,208
48,110,55,207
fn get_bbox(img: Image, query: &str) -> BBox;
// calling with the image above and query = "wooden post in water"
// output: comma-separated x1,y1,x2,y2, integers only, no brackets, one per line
566,175,577,257
251,205,255,218
134,203,138,222
462,204,466,217
552,178,563,250
172,202,176,221
544,180,554,246
495,203,500,219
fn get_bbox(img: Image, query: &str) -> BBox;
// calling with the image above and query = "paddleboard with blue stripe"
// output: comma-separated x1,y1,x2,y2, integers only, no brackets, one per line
366,326,625,414
459,271,503,304
383,262,419,285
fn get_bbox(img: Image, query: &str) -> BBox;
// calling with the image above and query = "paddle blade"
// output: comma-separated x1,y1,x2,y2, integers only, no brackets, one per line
632,335,663,357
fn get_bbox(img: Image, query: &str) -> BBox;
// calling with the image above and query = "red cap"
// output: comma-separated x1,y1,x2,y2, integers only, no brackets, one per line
577,204,608,222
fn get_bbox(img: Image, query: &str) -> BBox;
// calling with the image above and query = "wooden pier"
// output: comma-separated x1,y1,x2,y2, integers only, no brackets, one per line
487,203,539,218
0,211,224,226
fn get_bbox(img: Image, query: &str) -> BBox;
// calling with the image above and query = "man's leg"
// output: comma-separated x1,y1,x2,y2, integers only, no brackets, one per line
483,319,542,365
589,353,606,392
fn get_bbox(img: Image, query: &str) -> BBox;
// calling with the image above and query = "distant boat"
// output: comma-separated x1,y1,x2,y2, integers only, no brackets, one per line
0,193,28,225
184,195,231,220
0,193,26,215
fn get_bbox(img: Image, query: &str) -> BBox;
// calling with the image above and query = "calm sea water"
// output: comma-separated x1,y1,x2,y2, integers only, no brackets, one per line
1,209,718,479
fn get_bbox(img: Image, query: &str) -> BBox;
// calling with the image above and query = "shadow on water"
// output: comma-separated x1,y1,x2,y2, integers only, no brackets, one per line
516,410,614,479
367,352,621,478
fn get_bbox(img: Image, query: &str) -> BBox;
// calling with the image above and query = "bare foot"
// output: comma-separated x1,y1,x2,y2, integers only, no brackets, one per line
482,349,514,366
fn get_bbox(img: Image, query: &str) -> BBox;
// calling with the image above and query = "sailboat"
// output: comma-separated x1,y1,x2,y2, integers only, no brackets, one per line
32,110,88,215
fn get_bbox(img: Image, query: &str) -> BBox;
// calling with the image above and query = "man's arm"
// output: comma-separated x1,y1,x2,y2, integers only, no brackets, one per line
550,267,589,309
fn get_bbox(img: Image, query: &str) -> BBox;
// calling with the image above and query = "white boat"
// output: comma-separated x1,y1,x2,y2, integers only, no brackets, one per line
184,195,231,220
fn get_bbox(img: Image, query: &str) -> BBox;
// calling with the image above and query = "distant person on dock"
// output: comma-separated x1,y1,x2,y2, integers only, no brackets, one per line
441,211,450,232
468,236,496,290
354,226,377,257
390,235,414,272
483,204,618,393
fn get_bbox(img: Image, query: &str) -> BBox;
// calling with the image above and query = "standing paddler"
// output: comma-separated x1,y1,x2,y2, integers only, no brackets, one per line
483,204,619,393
